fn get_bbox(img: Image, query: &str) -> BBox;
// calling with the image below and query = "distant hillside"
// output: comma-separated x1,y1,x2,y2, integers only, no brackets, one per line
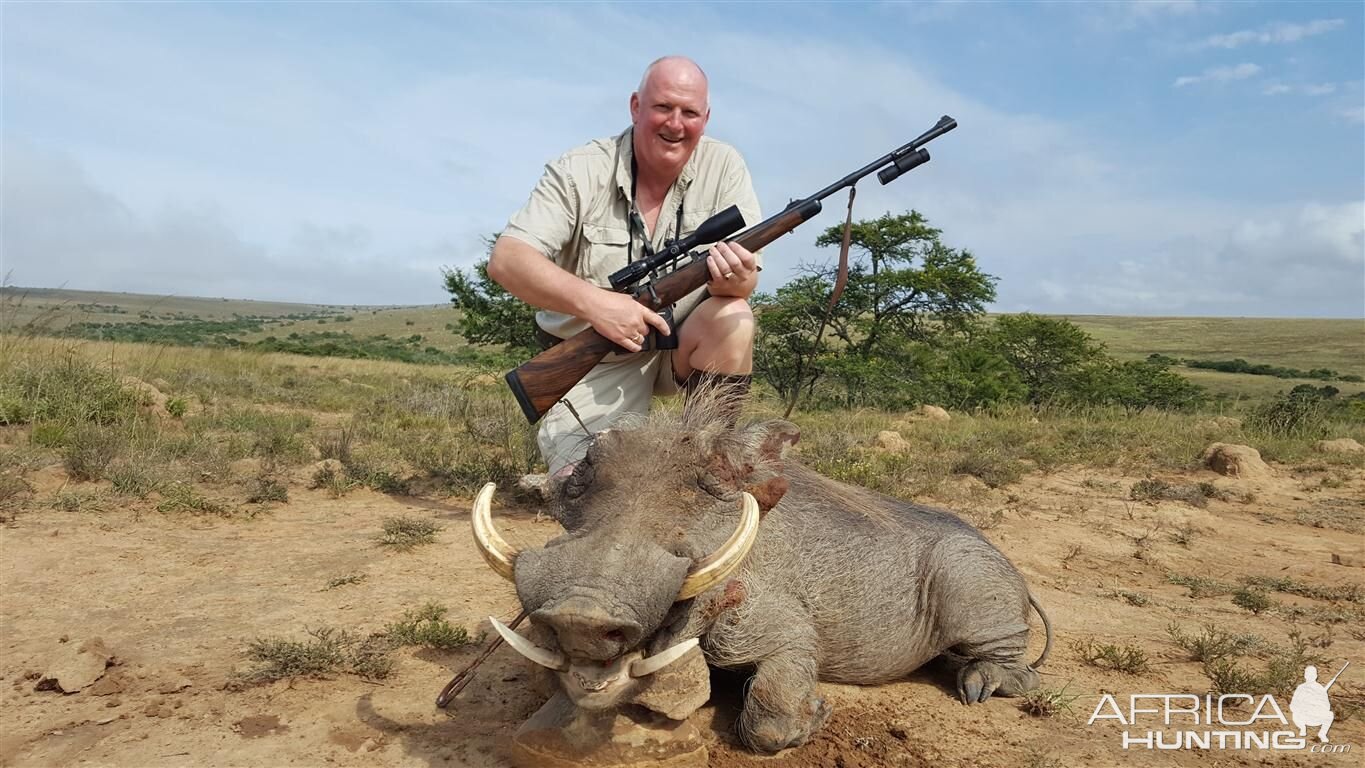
4,287,1361,398
1063,315,1363,376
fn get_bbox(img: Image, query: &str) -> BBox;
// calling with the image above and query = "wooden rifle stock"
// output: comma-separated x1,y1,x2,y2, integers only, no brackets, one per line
505,202,819,423
504,114,957,424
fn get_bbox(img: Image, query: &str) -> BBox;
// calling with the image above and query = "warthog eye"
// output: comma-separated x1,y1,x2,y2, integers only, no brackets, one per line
604,629,626,644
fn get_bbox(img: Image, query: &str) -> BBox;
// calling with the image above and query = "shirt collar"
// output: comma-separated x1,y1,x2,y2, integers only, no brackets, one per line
614,126,697,203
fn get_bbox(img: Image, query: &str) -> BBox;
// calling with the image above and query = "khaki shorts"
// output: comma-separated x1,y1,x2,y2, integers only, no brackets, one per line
537,350,681,475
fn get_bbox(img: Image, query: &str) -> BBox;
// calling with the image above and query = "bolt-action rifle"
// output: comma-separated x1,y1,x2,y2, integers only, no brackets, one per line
504,115,958,424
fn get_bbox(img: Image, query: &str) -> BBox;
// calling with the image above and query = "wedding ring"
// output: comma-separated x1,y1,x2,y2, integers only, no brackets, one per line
723,271,735,280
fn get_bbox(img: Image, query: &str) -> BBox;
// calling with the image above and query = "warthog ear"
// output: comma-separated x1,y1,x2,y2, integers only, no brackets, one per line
704,420,800,513
756,420,800,463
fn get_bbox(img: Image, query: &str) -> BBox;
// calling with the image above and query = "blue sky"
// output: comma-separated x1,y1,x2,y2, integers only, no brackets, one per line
3,1,1362,317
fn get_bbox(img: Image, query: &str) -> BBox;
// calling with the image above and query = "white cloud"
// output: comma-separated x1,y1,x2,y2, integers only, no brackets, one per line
1263,82,1339,97
1173,62,1261,87
1003,201,1364,317
1197,18,1345,49
1342,107,1365,124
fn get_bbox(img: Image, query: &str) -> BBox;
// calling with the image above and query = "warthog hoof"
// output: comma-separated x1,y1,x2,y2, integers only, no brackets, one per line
957,660,1040,704
739,694,831,754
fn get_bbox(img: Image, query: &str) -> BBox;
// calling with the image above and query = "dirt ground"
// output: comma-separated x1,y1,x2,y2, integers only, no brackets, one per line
2,454,1362,767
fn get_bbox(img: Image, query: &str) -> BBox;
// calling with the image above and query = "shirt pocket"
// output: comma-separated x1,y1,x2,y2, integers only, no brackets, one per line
579,223,631,288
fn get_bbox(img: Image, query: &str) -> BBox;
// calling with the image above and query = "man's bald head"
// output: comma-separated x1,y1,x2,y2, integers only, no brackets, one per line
636,56,709,110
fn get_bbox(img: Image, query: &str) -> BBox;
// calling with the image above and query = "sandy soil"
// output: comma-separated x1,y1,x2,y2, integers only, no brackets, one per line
2,455,1362,768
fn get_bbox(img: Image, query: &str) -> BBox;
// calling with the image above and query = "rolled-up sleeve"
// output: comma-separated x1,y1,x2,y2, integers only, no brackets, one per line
502,157,579,260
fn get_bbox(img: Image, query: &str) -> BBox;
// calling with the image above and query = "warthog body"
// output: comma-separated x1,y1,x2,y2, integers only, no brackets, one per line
474,402,1051,753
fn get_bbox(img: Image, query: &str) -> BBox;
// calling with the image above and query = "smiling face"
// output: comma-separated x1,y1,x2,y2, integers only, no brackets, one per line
629,57,710,185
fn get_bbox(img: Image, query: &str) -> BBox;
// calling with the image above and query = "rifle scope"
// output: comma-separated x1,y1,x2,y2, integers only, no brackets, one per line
608,205,746,290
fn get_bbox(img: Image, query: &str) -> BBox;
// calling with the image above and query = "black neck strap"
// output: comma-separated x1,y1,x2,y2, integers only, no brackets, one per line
628,156,685,270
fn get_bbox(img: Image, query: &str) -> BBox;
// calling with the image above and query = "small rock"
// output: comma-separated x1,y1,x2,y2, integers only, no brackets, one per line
874,431,910,452
1202,443,1271,480
157,676,193,694
1331,553,1361,568
631,645,710,721
888,722,909,741
96,716,118,725
37,637,113,694
910,405,951,422
1316,438,1364,454
358,738,379,754
88,672,126,696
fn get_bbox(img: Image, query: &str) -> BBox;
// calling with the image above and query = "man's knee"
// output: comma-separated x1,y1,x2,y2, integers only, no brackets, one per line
689,297,755,345
679,298,754,374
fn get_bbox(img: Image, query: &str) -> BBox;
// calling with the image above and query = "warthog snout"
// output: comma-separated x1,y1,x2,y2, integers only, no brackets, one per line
533,596,643,660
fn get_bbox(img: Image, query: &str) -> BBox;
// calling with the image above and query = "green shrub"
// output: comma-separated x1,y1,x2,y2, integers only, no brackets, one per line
378,516,440,550
1072,637,1150,674
157,482,231,516
1231,588,1275,615
385,602,473,650
240,626,394,684
246,476,289,504
61,425,122,481
1246,389,1331,438
0,353,143,427
108,463,160,497
1167,623,1263,662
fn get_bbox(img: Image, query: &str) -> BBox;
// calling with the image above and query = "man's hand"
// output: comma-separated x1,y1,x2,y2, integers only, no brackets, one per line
587,289,671,353
706,241,758,298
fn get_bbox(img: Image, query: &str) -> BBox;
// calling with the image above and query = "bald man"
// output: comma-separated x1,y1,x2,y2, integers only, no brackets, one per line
490,56,762,476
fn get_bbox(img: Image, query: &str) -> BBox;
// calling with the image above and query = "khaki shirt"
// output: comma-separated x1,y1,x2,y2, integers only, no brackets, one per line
502,127,762,339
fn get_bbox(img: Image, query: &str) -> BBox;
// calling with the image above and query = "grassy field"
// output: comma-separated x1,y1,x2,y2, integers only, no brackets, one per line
1064,315,1364,376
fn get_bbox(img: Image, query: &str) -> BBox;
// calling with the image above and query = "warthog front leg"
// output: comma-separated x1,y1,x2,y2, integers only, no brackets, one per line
738,650,831,754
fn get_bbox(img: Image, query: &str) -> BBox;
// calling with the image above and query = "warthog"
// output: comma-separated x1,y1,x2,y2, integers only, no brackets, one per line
471,397,1052,754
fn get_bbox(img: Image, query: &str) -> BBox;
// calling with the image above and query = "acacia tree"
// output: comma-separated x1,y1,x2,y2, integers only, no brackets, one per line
989,313,1104,405
442,237,540,357
753,210,997,410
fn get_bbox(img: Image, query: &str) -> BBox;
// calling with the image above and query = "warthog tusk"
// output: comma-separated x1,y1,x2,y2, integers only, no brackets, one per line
471,482,517,582
677,492,760,600
488,615,567,672
629,638,700,678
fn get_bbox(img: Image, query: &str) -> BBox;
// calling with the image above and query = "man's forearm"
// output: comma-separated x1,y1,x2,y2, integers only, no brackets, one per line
487,236,604,320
